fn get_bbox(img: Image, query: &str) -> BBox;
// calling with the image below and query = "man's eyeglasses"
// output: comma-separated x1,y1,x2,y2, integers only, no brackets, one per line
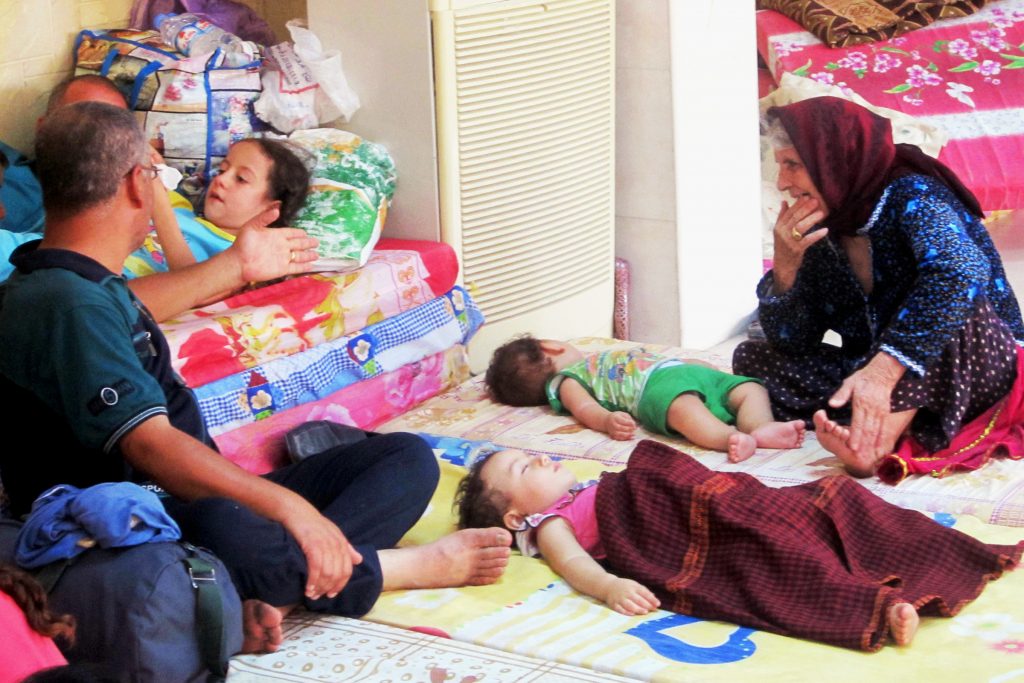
126,164,160,180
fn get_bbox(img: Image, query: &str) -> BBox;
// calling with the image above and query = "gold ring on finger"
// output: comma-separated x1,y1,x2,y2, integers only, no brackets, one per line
791,228,803,241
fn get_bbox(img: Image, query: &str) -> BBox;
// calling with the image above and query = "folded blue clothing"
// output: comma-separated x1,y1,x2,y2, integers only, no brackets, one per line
15,482,181,569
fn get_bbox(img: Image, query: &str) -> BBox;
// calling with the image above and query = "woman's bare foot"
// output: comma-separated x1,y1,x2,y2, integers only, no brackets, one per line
888,602,919,647
381,527,513,591
750,420,806,449
813,410,875,477
241,600,289,654
727,432,758,463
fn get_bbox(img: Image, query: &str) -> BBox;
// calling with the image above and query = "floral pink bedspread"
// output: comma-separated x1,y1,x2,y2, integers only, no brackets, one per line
757,1,1024,210
160,250,433,387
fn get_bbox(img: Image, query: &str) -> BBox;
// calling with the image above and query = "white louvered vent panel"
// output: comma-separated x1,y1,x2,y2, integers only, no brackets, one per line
445,0,614,325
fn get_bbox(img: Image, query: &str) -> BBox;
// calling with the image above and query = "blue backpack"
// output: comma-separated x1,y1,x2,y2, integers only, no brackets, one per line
36,540,244,683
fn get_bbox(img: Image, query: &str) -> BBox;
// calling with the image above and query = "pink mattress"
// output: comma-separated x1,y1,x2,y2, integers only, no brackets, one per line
757,1,1024,211
213,344,472,474
157,239,466,473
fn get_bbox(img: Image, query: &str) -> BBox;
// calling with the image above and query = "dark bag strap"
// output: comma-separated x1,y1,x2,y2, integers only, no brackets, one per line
182,545,228,681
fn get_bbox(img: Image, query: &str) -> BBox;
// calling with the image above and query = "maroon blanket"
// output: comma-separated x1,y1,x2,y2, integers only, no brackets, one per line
596,440,1022,651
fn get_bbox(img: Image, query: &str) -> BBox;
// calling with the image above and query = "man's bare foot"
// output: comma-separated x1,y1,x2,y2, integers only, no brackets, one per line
381,528,513,591
241,600,288,654
888,602,919,647
813,410,874,477
727,432,758,463
750,420,806,449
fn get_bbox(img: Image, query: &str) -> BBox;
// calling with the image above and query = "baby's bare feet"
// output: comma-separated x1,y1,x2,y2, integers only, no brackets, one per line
888,602,919,647
727,433,758,463
751,420,806,449
241,600,286,654
813,410,874,477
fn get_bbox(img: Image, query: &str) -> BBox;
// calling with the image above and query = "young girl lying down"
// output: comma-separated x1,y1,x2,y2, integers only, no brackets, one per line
455,439,1023,652
123,138,310,278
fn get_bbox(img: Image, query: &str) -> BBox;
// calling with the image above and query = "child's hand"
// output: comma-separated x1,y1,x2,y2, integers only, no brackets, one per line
605,578,660,616
604,412,636,440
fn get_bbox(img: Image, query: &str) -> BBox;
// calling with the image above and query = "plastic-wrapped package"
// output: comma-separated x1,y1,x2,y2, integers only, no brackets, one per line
255,20,360,133
286,129,395,271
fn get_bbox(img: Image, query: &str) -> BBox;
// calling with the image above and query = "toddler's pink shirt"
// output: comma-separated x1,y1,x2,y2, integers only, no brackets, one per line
518,480,605,559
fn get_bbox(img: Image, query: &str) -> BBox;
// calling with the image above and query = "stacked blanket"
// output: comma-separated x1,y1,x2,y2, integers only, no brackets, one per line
159,246,480,473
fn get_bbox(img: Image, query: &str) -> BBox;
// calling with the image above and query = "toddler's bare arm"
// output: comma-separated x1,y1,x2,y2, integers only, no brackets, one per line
537,517,659,616
559,378,636,440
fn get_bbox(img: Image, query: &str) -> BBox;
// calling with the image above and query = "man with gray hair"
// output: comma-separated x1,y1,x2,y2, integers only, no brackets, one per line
0,102,511,657
3,72,311,321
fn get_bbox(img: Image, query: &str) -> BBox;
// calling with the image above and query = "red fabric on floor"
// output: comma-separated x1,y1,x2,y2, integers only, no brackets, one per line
596,440,1023,651
878,346,1024,484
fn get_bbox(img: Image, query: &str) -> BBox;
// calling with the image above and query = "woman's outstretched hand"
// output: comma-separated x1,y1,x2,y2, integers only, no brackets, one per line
828,352,906,462
771,197,828,294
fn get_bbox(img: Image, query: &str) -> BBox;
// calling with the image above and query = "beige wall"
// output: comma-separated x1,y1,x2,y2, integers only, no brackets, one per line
0,0,305,154
614,0,680,345
615,0,762,348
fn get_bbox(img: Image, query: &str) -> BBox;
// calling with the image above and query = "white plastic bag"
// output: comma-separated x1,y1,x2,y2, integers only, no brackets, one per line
254,20,360,133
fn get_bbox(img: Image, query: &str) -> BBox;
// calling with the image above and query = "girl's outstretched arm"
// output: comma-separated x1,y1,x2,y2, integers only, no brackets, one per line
537,517,659,616
149,181,196,270
148,150,195,271
559,378,636,440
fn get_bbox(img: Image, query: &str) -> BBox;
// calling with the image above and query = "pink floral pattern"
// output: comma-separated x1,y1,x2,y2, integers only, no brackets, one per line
161,250,434,387
758,2,1024,210
212,345,471,473
763,7,1024,110
993,639,1024,654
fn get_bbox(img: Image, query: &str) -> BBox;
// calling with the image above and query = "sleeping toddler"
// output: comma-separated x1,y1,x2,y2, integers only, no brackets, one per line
455,439,1023,651
485,336,804,462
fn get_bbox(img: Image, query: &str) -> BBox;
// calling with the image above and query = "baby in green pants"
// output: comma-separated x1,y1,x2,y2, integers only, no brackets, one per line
485,337,805,462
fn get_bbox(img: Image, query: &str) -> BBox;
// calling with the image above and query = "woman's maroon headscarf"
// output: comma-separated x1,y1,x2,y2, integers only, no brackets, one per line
767,97,983,236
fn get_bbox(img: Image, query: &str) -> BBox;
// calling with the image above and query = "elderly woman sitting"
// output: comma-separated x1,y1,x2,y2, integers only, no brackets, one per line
734,96,1024,477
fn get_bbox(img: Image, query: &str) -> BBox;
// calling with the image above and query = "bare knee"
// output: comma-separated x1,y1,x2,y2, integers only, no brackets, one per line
666,392,708,427
667,393,736,450
727,381,768,407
